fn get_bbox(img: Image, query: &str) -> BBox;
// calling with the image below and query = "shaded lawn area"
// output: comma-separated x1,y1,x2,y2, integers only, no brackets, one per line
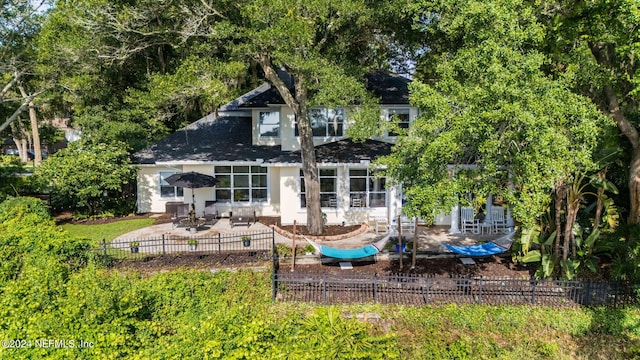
61,218,155,244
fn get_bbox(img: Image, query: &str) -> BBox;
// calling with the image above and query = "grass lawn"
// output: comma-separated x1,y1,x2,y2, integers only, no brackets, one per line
61,218,155,244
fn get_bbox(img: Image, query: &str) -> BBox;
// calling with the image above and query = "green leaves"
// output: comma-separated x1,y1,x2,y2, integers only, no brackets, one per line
33,141,137,215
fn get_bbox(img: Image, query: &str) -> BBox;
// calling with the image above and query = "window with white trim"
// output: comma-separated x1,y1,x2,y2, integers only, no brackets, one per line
214,166,268,203
387,108,410,136
294,108,344,137
349,169,386,208
159,172,184,198
300,168,337,208
258,111,280,138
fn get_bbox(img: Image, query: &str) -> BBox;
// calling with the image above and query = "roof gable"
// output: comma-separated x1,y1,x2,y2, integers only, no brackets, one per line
238,70,410,108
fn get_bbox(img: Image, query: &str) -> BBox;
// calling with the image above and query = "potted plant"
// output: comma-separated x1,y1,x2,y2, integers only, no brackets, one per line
188,239,198,251
242,235,251,247
129,241,140,253
391,236,407,253
303,244,316,255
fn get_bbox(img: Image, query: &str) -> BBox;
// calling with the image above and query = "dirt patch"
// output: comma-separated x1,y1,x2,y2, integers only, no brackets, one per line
284,255,535,279
258,216,360,237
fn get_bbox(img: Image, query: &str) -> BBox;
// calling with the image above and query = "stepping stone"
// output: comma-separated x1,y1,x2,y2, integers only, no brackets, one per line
460,257,476,265
339,262,353,270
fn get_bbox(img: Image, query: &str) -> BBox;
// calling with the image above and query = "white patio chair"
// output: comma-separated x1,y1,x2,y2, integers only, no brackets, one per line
351,197,363,207
460,207,479,234
491,206,506,233
374,216,389,234
400,216,416,236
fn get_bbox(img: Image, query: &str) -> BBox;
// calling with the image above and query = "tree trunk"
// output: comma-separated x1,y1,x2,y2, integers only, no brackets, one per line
630,149,640,225
256,55,324,234
593,169,605,230
296,87,323,235
554,181,565,258
18,84,42,166
590,43,640,225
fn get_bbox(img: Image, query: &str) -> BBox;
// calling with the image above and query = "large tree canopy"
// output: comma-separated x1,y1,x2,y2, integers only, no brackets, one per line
380,0,612,229
538,0,640,225
50,0,413,234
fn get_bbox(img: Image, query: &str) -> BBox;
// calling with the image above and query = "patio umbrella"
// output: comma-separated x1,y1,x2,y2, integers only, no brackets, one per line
164,171,217,204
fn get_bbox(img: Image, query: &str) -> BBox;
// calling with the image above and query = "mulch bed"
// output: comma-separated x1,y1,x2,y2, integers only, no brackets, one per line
282,255,536,279
109,251,272,273
258,216,360,236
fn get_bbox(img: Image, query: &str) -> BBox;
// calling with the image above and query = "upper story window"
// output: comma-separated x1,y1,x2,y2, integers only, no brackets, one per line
214,166,268,203
258,111,280,138
294,108,344,137
159,171,184,198
387,108,410,137
300,168,338,208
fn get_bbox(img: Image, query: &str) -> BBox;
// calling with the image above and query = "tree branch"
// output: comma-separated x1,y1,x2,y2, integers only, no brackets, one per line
0,90,44,133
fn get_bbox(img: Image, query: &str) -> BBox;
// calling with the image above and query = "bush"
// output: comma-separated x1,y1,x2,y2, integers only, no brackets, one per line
33,141,137,216
0,196,51,224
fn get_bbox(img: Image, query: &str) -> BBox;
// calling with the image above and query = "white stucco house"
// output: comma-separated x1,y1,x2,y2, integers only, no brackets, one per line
132,71,460,226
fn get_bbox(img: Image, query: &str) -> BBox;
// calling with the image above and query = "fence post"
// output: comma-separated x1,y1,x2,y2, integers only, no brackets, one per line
323,273,327,304
373,278,378,304
218,233,221,253
162,234,166,255
102,239,107,265
425,278,430,305
531,280,537,305
478,277,483,305
272,272,277,303
583,279,592,306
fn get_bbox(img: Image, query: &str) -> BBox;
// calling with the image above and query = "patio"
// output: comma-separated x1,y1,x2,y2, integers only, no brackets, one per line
111,218,511,257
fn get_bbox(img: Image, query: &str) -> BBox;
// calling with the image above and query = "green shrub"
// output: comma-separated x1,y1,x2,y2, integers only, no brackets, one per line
0,196,51,224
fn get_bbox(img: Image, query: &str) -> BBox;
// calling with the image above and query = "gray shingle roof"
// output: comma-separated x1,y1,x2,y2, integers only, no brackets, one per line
132,116,285,164
132,116,392,165
268,139,393,164
239,70,410,108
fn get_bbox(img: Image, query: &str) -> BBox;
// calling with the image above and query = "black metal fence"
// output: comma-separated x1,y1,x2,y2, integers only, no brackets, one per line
272,272,639,307
96,229,275,265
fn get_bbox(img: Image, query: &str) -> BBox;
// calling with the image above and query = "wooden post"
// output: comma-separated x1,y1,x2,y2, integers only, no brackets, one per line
397,215,403,270
291,220,297,272
411,217,418,269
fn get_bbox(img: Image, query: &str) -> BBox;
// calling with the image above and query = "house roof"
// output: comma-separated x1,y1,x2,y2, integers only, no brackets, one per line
132,115,393,165
133,70,405,165
132,116,285,164
238,70,410,108
267,139,393,165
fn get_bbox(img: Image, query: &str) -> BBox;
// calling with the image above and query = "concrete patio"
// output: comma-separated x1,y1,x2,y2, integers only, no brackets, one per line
112,218,513,255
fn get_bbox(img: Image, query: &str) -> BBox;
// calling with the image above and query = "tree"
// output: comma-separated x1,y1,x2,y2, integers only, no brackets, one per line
378,0,611,278
33,141,137,215
60,0,412,234
0,1,51,165
539,0,640,225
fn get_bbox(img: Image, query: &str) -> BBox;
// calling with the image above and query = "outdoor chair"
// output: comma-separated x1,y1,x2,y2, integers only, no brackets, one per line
490,206,506,233
460,207,480,234
171,203,190,229
202,200,218,225
230,207,256,228
399,217,416,236
374,216,389,234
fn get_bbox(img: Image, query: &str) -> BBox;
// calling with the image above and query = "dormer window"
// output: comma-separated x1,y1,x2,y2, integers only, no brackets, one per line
387,108,410,137
258,111,280,138
294,108,344,137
